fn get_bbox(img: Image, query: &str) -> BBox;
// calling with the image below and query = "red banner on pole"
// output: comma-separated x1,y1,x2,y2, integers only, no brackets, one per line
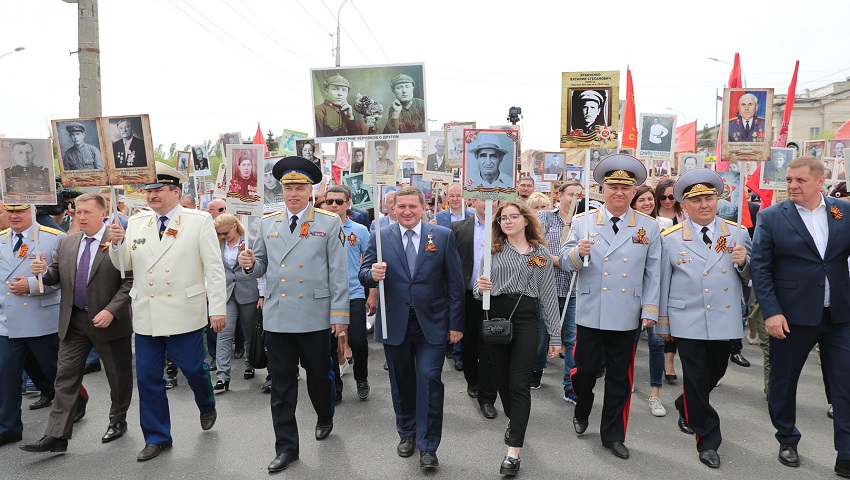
621,68,637,150
674,121,697,153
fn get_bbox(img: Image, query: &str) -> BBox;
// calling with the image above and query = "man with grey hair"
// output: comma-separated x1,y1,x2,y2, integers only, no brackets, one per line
728,93,766,143
179,195,196,209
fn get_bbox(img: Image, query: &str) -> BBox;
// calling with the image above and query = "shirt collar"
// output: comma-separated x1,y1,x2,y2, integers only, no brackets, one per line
287,205,310,221
690,218,715,236
12,225,33,239
158,206,179,222
604,207,628,222
402,221,422,239
794,195,826,214
85,224,107,242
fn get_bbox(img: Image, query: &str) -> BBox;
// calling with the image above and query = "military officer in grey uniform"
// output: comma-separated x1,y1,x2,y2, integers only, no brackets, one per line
0,204,64,446
560,154,661,460
656,169,750,469
238,156,349,474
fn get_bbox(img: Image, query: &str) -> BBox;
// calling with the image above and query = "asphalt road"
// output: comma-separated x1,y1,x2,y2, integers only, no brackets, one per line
0,335,838,479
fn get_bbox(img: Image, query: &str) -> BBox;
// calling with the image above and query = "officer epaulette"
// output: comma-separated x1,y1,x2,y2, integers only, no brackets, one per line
38,226,63,236
262,211,281,218
572,209,597,219
662,223,683,236
0,228,9,236
634,210,654,219
722,219,740,227
314,208,337,217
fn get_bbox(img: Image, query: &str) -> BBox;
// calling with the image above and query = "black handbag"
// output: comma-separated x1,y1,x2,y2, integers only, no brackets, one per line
248,308,268,369
481,265,534,345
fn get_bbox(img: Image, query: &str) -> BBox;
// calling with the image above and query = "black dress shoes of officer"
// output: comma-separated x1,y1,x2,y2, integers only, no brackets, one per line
101,422,126,443
137,444,169,462
480,403,497,419
315,421,333,440
268,452,298,473
29,396,53,410
699,449,720,468
0,434,22,447
730,353,751,367
836,459,850,477
678,415,694,435
602,441,630,459
500,455,521,476
419,451,439,469
19,436,67,453
778,443,800,467
573,417,589,434
200,408,217,431
467,385,479,398
397,436,416,457
165,376,178,389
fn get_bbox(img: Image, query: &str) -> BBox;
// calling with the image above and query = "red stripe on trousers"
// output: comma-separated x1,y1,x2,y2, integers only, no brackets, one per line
622,341,637,437
681,382,700,444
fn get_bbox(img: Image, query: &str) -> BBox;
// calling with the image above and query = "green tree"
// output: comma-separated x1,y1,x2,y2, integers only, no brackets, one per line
266,129,278,151
168,143,177,161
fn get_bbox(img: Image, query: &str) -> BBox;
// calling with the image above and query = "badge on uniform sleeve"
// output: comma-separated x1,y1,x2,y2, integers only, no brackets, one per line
632,227,648,245
348,232,358,246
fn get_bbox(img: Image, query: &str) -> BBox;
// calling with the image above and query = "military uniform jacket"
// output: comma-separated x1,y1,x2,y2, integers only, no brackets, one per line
561,208,661,331
0,225,64,338
248,206,349,333
656,218,751,340
110,206,226,336
4,165,50,193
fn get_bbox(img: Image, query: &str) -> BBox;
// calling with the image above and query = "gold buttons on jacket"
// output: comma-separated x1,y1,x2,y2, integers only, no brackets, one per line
281,294,286,298
604,258,609,262
621,288,626,293
723,287,728,291
280,279,285,283
149,282,153,286
4,281,8,285
148,269,153,274
299,264,304,268
603,272,609,277
165,268,170,273
706,305,711,309
150,294,154,298
603,287,609,292
5,292,9,296
622,274,628,278
703,272,708,276
299,295,304,299
623,258,628,263
168,293,172,297
704,289,709,293
726,305,730,308
299,280,304,283
22,303,27,307
281,264,286,268
721,270,727,274
166,281,171,285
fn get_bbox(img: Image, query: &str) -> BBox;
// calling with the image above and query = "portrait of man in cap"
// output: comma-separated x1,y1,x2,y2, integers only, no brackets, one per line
570,89,609,134
315,74,365,138
111,117,148,168
464,132,514,189
58,120,103,171
345,173,371,206
383,73,425,135
370,140,396,176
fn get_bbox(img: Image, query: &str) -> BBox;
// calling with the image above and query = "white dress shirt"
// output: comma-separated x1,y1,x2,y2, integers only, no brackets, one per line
401,221,422,251
76,224,107,281
795,195,830,306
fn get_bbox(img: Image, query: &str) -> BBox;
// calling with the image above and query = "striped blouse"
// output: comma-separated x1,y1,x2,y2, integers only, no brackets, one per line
473,240,562,346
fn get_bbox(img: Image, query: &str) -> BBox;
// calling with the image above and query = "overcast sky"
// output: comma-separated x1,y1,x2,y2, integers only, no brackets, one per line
3,0,849,157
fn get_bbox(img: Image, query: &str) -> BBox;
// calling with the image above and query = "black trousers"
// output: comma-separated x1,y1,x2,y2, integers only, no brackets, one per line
348,298,369,382
571,325,638,443
265,329,335,455
488,295,539,447
674,338,729,452
461,290,497,405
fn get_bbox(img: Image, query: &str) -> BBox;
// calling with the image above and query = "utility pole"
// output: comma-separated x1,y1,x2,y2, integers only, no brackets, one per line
64,0,102,117
334,0,349,67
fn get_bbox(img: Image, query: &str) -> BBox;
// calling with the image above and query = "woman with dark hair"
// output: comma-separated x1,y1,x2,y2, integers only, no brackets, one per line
475,201,561,476
652,179,684,383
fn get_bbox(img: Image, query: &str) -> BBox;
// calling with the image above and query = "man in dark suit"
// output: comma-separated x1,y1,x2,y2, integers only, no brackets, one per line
751,156,850,476
21,194,134,452
112,119,148,168
426,139,447,172
433,184,473,229
451,199,498,417
727,93,766,143
359,186,464,470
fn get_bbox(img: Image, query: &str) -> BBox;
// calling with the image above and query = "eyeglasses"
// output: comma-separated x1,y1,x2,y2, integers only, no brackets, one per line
209,207,225,213
659,195,675,201
325,198,347,206
496,214,524,224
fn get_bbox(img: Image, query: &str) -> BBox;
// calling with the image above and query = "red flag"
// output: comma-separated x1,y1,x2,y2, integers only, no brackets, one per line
674,121,697,153
621,68,637,149
728,53,742,90
253,123,269,158
835,119,850,139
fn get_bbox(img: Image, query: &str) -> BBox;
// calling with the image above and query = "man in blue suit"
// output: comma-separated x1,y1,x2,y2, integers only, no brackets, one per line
752,156,850,477
433,184,473,229
359,186,464,470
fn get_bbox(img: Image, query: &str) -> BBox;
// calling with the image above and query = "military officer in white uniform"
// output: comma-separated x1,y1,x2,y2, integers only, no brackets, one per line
560,154,661,460
108,163,227,462
0,204,64,446
656,169,750,469
238,156,349,474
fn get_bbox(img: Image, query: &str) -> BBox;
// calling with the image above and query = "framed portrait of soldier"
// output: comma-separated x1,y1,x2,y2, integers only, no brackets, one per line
759,148,794,190
219,132,242,158
828,139,848,159
529,151,544,180
280,129,308,157
262,157,284,211
311,62,427,143
176,150,191,176
822,158,837,184
444,122,475,169
401,159,416,183
543,152,565,181
350,147,366,173
715,170,741,222
294,138,323,167
51,117,108,187
0,138,56,204
191,144,212,177
410,173,432,202
803,140,825,160
342,172,373,209
101,114,157,186
587,148,615,181
560,71,620,149
837,157,848,182
677,153,705,175
364,139,397,185
379,185,399,213
564,166,583,183
720,88,774,162
462,128,518,201
637,114,676,162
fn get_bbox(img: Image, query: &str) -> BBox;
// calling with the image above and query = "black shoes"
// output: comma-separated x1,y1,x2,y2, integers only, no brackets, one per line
573,417,588,434
480,403,497,419
530,370,543,390
165,376,178,389
419,451,439,469
467,385,479,398
383,362,389,371
730,353,751,367
268,452,298,472
454,360,464,371
334,391,342,405
0,434,22,447
664,373,677,382
315,421,333,440
397,436,416,457
356,380,370,400
778,444,800,467
829,405,835,419
500,455,521,476
101,422,127,443
678,415,694,435
213,380,229,392
244,368,255,380
200,408,217,431
29,396,53,410
83,362,101,374
602,441,630,459
699,449,720,468
836,459,850,478
137,443,169,461
19,436,67,453
261,380,272,393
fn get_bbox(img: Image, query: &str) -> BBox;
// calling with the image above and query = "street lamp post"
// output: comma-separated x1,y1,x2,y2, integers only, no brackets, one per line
665,107,686,125
0,47,25,61
334,0,350,67
708,57,747,87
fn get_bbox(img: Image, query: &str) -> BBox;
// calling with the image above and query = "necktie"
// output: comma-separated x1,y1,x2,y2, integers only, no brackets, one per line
701,226,712,249
158,216,168,239
74,237,96,310
744,120,751,135
611,217,620,235
404,230,417,276
290,215,298,233
12,233,23,254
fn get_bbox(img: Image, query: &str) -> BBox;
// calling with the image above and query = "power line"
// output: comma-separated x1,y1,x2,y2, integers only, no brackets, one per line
220,0,313,62
317,0,371,63
350,0,391,63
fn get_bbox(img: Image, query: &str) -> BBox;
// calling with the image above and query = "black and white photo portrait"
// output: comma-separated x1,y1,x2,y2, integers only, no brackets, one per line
109,117,149,168
295,139,322,167
55,119,103,171
366,140,397,177
760,148,793,189
829,139,848,159
192,144,211,177
177,150,191,173
570,89,610,134
677,153,705,175
350,147,366,173
462,130,517,200
343,173,372,208
426,133,447,172
543,152,565,181
0,138,55,201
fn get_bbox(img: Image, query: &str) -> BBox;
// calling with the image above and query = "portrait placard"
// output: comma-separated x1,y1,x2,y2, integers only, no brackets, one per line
176,150,192,177
823,157,837,183
311,63,427,143
102,114,157,185
219,132,242,162
225,144,263,219
213,160,227,199
342,172,373,210
401,159,416,183
586,148,615,183
379,185,399,214
191,144,212,178
828,139,849,159
294,138,323,167
637,114,676,162
715,170,741,222
839,157,848,183
564,165,583,183
410,173,432,202
720,88,774,161
349,147,366,174
543,152,566,181
804,140,826,160
560,71,620,149
261,156,284,212
280,130,308,157
462,128,518,201
676,152,705,175
0,138,56,204
445,122,475,169
364,139,398,185
51,117,108,187
424,130,452,183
